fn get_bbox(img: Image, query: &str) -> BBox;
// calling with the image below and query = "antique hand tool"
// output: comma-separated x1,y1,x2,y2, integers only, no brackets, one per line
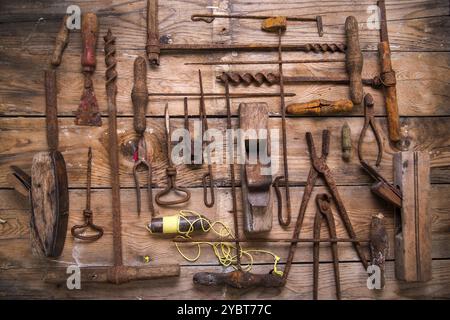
74,12,102,126
191,13,323,37
378,0,400,143
183,97,200,167
131,56,155,217
287,99,353,116
358,94,383,167
342,123,352,162
283,130,368,281
10,69,69,258
185,58,345,66
239,102,273,234
50,15,70,67
313,194,341,300
149,92,296,98
145,0,344,65
71,147,104,241
155,104,191,206
47,30,180,284
370,213,388,289
216,16,363,106
194,270,285,289
394,151,431,282
360,160,402,208
223,76,241,267
198,70,215,208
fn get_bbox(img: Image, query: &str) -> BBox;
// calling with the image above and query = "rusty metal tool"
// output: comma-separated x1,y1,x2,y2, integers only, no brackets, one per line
198,70,215,208
358,94,383,167
131,56,155,217
222,76,241,267
155,104,191,206
283,130,368,281
313,194,341,300
342,123,352,162
287,99,353,116
378,0,401,143
215,16,363,105
10,69,69,258
71,147,104,241
370,213,388,289
148,92,296,98
74,12,102,126
185,58,345,66
175,237,370,244
44,29,180,284
184,97,201,167
145,0,343,63
191,13,323,37
51,15,70,67
360,160,402,208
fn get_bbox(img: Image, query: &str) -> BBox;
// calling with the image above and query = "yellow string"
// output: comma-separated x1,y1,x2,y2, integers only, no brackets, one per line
151,210,283,276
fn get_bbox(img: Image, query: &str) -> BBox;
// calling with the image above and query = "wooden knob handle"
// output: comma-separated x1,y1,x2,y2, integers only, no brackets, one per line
45,69,58,151
345,16,364,105
51,15,70,67
131,56,149,135
81,13,98,73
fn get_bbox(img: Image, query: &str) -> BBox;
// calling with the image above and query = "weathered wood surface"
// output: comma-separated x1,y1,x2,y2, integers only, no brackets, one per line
0,0,449,300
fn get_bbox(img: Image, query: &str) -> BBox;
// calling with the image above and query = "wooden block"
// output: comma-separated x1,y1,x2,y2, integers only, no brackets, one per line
239,102,272,234
394,151,432,282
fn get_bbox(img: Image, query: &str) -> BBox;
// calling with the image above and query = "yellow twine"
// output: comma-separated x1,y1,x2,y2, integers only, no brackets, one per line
148,210,283,276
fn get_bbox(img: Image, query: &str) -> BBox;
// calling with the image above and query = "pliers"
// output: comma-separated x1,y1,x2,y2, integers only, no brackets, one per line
313,193,341,300
133,136,155,217
358,93,383,166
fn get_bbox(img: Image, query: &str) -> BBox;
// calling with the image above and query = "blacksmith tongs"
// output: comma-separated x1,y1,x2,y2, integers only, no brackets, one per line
131,56,155,217
313,193,341,300
155,104,191,206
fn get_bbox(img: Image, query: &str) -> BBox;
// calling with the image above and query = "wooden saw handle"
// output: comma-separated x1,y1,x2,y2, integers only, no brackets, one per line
379,41,400,142
345,16,364,105
81,13,98,73
131,56,149,135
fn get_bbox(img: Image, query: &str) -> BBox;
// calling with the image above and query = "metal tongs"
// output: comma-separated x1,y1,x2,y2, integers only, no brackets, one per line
155,104,191,206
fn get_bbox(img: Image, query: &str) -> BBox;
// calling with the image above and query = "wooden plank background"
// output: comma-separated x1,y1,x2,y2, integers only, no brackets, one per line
0,0,449,299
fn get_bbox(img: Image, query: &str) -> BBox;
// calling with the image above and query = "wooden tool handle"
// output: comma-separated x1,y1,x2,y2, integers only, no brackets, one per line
131,56,149,135
51,15,70,67
45,69,59,151
345,16,364,105
81,13,98,73
146,0,160,65
379,41,400,142
287,99,353,115
44,265,180,284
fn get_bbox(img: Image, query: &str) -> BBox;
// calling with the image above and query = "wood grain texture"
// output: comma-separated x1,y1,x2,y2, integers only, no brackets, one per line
0,0,449,300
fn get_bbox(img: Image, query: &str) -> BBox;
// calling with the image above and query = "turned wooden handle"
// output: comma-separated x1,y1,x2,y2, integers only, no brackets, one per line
287,99,353,115
146,0,160,65
45,69,58,151
345,16,364,105
131,56,149,135
51,15,70,67
379,41,400,142
81,13,98,73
